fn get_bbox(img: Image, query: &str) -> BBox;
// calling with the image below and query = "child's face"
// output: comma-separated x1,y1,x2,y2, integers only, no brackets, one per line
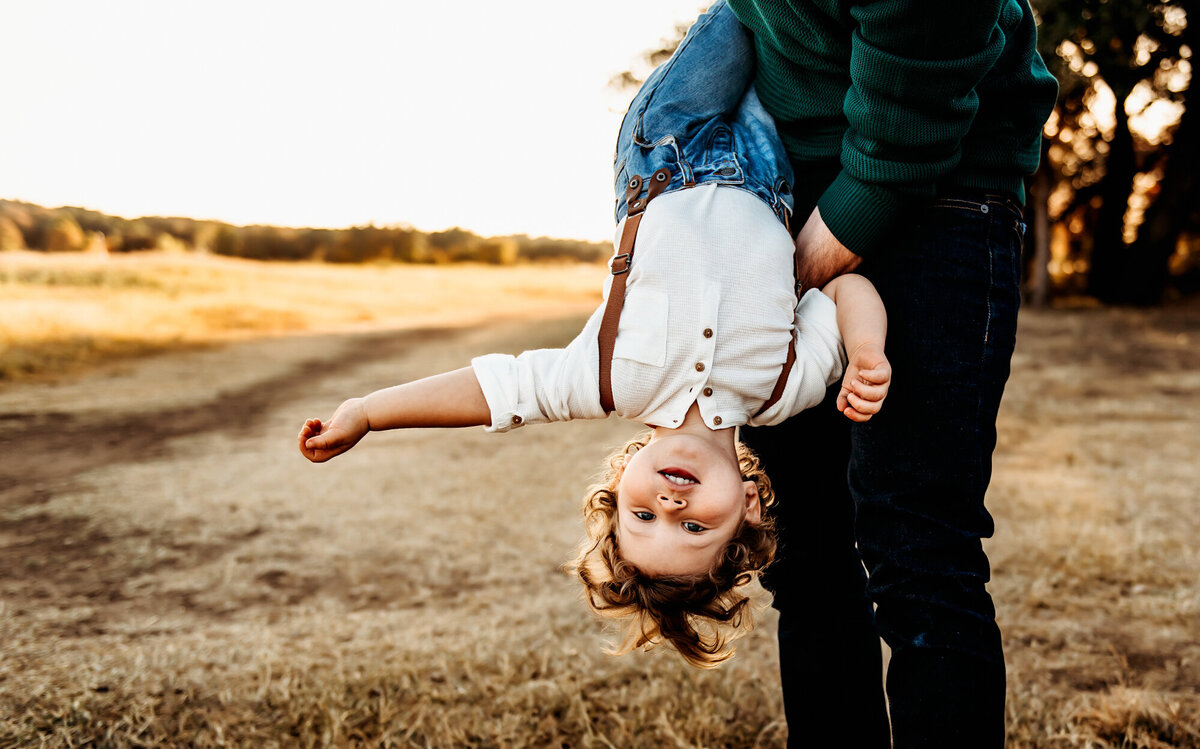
615,433,761,577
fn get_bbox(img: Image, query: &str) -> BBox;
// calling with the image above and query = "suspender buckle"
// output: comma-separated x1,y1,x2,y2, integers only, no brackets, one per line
611,253,632,275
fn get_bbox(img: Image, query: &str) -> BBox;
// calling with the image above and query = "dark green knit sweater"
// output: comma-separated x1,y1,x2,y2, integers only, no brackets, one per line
726,0,1059,256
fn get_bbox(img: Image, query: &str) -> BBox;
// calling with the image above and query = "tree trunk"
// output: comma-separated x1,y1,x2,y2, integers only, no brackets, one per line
1029,149,1054,308
1086,95,1138,303
1125,104,1197,304
1123,15,1198,306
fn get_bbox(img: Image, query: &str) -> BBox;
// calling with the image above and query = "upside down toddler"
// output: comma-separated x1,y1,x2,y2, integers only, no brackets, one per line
298,0,890,668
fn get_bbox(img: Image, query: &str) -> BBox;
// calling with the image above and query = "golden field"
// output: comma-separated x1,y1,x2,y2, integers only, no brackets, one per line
0,250,602,381
0,252,1197,747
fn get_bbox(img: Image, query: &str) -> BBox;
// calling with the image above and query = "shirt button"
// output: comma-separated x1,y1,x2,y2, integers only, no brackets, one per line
695,362,705,372
702,328,713,338
511,415,523,425
712,416,723,426
703,387,713,397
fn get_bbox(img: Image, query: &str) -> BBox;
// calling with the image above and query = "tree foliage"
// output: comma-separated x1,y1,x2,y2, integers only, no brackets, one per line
45,215,84,253
0,217,26,251
0,200,610,265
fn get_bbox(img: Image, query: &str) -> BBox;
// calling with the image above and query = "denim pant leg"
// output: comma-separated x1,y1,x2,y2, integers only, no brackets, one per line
852,196,1024,748
742,393,891,749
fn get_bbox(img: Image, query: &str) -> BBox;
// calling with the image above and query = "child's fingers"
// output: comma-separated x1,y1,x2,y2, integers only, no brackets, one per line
846,378,888,402
839,390,876,422
301,438,338,463
298,419,321,435
845,391,882,415
299,426,322,461
842,404,872,422
855,367,891,385
305,432,333,450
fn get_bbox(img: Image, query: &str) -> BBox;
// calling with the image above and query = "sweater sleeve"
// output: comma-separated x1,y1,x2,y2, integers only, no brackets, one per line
816,1,1008,256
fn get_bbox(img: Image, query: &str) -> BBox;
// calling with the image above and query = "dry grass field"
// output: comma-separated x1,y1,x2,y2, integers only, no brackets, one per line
1,252,1197,747
0,250,602,382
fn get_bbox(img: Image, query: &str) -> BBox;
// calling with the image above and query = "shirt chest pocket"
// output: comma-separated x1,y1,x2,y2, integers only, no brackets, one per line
614,289,668,367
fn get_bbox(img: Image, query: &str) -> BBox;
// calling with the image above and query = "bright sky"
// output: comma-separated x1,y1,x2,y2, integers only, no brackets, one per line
0,1,704,242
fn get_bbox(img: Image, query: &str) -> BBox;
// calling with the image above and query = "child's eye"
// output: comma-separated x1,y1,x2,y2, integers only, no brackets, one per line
683,522,705,533
634,511,655,521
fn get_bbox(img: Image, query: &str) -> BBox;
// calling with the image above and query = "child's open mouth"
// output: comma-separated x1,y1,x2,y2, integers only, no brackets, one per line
659,469,699,486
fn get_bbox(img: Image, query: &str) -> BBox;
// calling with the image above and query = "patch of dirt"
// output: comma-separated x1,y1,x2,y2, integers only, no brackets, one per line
0,326,456,506
0,324,496,640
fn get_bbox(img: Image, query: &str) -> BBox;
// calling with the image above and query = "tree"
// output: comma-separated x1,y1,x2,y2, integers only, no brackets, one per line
1034,0,1192,303
0,217,25,251
477,239,519,265
1126,7,1197,303
610,21,692,94
44,215,84,252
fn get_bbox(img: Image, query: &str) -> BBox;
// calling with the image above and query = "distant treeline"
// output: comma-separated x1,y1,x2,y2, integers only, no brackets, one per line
0,200,611,265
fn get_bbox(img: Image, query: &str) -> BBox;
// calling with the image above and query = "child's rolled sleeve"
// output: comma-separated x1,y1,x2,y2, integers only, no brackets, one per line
470,345,605,433
794,287,845,375
751,288,846,426
471,353,538,433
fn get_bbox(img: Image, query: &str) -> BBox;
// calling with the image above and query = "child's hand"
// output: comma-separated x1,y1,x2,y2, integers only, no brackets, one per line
837,342,891,422
298,398,370,462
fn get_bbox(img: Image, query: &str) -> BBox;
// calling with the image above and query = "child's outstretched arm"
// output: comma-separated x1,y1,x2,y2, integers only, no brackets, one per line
298,367,489,463
821,274,891,422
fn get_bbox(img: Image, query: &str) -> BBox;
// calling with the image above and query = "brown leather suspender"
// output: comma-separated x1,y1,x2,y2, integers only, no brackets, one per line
754,243,806,417
597,169,800,417
599,168,672,413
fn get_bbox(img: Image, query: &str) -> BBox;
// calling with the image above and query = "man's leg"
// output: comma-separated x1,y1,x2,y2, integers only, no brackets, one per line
852,196,1024,748
743,390,890,749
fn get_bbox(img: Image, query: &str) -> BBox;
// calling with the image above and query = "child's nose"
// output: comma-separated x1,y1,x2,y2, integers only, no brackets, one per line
657,494,686,508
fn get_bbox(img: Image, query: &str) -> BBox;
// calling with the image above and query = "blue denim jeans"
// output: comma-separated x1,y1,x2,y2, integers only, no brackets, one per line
614,0,796,226
743,193,1025,748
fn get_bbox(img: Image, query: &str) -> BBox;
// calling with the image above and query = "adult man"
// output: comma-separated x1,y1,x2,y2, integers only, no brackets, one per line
724,1,1058,746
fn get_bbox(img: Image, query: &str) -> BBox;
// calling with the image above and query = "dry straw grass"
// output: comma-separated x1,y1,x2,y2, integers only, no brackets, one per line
0,250,602,381
1,253,1198,747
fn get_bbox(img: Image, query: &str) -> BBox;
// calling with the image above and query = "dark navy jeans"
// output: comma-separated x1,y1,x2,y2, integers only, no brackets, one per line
743,193,1025,748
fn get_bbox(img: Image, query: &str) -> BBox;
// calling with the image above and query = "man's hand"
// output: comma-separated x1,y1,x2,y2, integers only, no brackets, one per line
836,342,891,422
795,207,862,289
298,397,370,463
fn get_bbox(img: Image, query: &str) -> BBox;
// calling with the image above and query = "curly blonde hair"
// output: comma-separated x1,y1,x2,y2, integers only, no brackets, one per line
567,431,777,668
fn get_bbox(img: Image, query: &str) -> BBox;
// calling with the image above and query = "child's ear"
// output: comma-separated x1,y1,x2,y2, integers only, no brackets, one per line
743,480,762,525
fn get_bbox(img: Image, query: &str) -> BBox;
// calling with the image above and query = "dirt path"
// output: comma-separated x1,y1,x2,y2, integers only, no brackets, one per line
0,327,456,503
0,320,547,501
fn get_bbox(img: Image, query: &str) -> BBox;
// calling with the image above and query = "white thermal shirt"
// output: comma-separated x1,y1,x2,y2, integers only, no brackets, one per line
471,184,846,432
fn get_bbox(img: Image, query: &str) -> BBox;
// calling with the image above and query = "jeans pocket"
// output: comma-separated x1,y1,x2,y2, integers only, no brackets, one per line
1010,217,1028,283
